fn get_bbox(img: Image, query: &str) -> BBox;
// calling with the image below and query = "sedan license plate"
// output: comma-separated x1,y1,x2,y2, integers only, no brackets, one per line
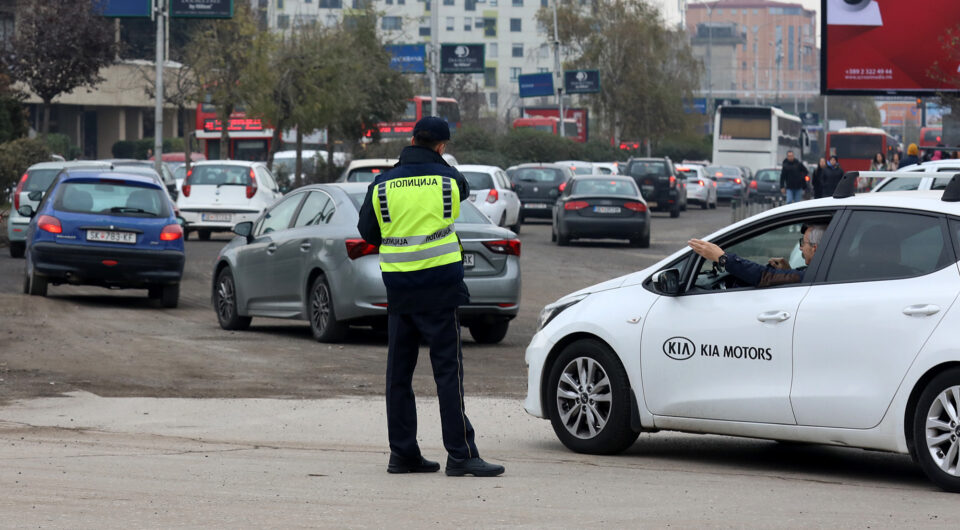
202,212,232,222
463,253,475,268
641,185,655,196
525,203,548,209
86,230,136,244
594,206,621,214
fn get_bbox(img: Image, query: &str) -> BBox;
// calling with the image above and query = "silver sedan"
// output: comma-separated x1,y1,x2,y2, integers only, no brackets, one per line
211,182,521,344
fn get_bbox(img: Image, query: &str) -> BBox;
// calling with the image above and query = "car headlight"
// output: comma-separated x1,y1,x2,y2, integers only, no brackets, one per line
537,294,588,331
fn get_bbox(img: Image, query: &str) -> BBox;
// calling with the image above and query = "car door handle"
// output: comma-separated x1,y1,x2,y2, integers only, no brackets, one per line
903,304,941,317
757,310,791,323
266,243,277,254
300,241,311,252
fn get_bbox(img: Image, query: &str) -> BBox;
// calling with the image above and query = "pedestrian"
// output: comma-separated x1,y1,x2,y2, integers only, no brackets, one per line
899,143,921,168
870,152,887,171
779,150,809,204
888,151,901,170
812,157,827,198
357,117,505,478
822,155,844,197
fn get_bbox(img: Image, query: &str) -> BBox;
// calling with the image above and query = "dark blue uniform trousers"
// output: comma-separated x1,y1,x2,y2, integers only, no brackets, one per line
386,308,478,461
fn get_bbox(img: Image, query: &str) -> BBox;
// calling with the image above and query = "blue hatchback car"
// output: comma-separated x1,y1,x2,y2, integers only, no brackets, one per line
18,169,185,307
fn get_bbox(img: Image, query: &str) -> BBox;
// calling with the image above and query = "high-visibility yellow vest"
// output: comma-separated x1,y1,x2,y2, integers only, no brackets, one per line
374,175,461,273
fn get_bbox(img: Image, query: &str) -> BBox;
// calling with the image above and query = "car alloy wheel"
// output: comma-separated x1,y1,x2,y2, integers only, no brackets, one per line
924,385,960,476
309,275,345,343
556,356,613,439
215,268,251,330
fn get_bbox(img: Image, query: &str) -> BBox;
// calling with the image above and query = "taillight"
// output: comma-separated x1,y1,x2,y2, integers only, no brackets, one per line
624,202,647,212
37,215,61,234
669,175,676,188
486,189,499,203
564,201,589,210
805,175,811,182
182,169,192,197
345,238,379,259
735,178,742,185
160,224,183,241
246,168,258,199
749,180,758,189
558,181,567,192
698,180,704,186
13,172,27,210
482,239,521,256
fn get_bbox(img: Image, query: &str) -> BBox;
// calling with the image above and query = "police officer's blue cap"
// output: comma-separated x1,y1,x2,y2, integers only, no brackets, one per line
413,117,451,142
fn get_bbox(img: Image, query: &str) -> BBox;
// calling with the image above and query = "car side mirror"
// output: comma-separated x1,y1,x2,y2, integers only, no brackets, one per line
27,191,42,201
233,221,253,241
651,268,681,296
17,205,35,218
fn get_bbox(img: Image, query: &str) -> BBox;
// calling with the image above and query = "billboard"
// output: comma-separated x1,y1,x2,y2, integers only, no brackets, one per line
522,107,589,143
386,44,426,74
564,70,600,94
170,0,234,18
518,73,554,98
822,0,960,95
97,0,151,17
440,44,485,74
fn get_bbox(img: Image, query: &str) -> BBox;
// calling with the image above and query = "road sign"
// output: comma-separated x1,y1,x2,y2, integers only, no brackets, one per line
564,70,600,94
440,44,485,74
386,44,426,74
518,73,554,98
800,112,820,126
170,0,233,18
684,98,707,114
98,0,151,17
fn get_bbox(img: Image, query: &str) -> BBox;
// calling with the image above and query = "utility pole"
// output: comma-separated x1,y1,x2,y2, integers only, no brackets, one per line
752,27,759,105
430,0,439,117
153,0,164,174
552,0,563,138
706,5,713,130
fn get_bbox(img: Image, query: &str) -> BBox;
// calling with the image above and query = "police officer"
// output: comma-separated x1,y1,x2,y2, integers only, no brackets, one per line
357,117,505,478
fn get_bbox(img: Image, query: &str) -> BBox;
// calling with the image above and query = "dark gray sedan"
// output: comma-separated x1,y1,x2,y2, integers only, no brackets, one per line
211,182,521,344
551,175,650,247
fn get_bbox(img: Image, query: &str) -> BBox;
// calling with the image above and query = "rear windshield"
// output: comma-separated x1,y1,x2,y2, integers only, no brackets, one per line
462,171,495,190
347,192,489,224
678,170,698,179
346,166,392,183
571,178,637,197
25,169,61,192
570,165,592,175
756,169,779,182
54,181,169,217
189,165,252,186
512,168,564,183
705,166,741,178
627,161,668,177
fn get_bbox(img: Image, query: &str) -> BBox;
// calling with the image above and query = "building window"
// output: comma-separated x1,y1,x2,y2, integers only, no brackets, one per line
510,18,521,32
326,14,338,26
488,42,498,58
509,67,521,81
398,0,405,4
490,0,498,5
489,92,498,108
512,43,523,57
753,8,758,14
464,17,472,31
382,16,402,30
277,0,284,8
513,0,523,5
742,61,746,70
277,14,290,28
730,8,736,14
444,0,455,4
485,67,497,88
484,17,497,37
385,0,393,4
295,14,318,27
446,17,455,31
319,0,341,6
352,0,371,7
465,0,476,10
420,17,431,36
538,67,549,73
715,8,722,14
541,0,547,5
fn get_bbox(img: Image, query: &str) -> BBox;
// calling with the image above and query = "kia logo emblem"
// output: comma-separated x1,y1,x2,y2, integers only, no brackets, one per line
663,337,695,360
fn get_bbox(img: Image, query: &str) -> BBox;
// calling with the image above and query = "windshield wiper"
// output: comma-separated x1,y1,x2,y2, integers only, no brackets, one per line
109,206,154,215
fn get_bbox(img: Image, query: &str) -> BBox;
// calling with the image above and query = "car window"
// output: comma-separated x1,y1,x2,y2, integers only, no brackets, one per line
876,177,920,192
512,168,563,183
705,166,742,178
497,171,510,189
256,193,305,235
25,169,61,192
294,191,335,227
596,166,612,175
756,170,779,183
826,211,951,283
54,181,169,217
257,167,278,191
462,171,495,190
952,219,960,254
627,161,668,177
347,166,392,182
932,177,954,190
570,178,637,197
190,165,252,186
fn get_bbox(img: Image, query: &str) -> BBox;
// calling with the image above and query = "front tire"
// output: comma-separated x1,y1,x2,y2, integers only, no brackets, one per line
309,275,346,343
546,338,639,454
912,368,960,492
215,268,251,330
468,320,509,344
9,242,25,258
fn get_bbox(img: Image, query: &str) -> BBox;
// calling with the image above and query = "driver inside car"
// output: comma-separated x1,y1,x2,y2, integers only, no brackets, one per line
687,224,827,288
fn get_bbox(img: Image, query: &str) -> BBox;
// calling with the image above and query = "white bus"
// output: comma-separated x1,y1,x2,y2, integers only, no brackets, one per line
712,105,803,173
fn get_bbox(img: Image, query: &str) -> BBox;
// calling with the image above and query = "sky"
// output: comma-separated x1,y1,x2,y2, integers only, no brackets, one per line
651,0,822,27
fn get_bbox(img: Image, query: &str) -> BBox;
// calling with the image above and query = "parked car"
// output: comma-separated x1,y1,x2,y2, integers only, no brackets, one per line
338,159,399,183
211,182,521,344
706,165,747,201
507,163,575,221
551,175,650,247
19,169,185,307
177,161,284,240
750,167,784,202
623,157,686,217
872,160,960,193
556,160,595,176
677,165,717,209
592,162,620,175
7,161,112,258
457,164,522,232
525,177,960,492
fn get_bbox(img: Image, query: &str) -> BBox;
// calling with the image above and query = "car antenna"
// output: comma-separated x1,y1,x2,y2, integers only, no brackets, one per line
832,171,858,199
943,173,960,202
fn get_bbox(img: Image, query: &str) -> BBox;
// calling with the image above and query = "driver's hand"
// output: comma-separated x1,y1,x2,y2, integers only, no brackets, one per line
768,257,790,270
688,239,725,262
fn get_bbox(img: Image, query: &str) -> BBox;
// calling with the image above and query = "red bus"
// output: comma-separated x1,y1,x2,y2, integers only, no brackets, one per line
920,126,943,149
195,103,274,161
372,96,461,140
512,116,580,140
825,127,901,172
520,107,589,144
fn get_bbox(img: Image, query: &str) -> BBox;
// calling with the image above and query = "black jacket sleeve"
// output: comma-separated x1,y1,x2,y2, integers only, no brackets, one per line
452,168,471,201
724,253,804,287
357,182,382,246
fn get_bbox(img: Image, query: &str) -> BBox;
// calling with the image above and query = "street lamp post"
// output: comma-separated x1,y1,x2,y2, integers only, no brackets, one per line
430,0,439,117
552,0,564,138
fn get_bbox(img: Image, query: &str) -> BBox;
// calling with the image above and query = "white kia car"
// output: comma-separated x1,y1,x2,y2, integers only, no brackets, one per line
872,159,960,193
177,161,284,240
525,173,960,491
457,164,522,232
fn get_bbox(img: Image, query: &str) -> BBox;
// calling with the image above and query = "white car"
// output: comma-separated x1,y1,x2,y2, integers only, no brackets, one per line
525,176,960,491
872,159,960,192
592,162,620,175
457,164,522,232
177,161,284,240
338,159,399,183
556,160,595,176
677,165,717,209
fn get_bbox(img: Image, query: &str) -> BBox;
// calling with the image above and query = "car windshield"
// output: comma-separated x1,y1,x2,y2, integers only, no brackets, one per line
627,161,668,177
512,168,563,183
347,166,393,183
54,181,168,217
174,166,186,181
462,171,495,190
348,192,489,224
756,170,779,183
274,155,318,177
188,165,252,186
706,166,741,178
25,168,61,192
571,178,637,197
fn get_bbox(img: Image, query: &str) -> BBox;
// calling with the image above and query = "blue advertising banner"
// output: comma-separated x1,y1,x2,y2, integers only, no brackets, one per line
683,98,707,114
386,44,427,74
97,0,151,17
518,73,554,98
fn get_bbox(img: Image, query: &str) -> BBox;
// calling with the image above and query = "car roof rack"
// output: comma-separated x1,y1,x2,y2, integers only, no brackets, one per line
943,173,960,202
833,171,930,199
